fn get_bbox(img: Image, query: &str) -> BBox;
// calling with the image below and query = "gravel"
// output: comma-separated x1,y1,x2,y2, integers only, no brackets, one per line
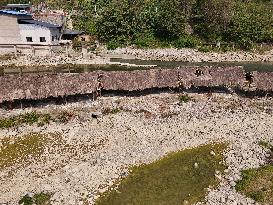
110,47,273,62
0,92,272,205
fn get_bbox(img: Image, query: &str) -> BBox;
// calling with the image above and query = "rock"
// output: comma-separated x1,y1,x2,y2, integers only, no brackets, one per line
183,200,190,205
230,181,236,187
210,151,216,156
194,162,199,168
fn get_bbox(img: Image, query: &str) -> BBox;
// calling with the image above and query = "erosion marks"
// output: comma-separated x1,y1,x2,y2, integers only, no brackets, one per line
95,143,227,205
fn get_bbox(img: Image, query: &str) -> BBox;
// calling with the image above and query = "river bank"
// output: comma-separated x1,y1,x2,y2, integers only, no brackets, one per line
108,47,273,62
1,48,273,69
0,92,272,205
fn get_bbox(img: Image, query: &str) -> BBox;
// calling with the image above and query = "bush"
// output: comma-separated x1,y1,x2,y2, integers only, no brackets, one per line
33,192,51,205
237,38,254,50
133,33,158,48
19,195,33,205
173,35,200,48
198,46,211,53
111,108,121,114
20,112,39,125
226,2,273,45
179,94,191,103
19,192,51,205
107,39,124,50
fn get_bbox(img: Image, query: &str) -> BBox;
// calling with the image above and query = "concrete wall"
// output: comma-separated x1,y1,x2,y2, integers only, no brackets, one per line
0,15,21,44
19,24,60,45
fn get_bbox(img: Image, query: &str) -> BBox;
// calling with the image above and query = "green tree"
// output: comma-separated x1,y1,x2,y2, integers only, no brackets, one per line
153,0,195,39
193,0,235,41
226,2,273,48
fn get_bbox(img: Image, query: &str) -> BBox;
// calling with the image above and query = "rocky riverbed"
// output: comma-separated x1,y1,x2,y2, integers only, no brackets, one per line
1,47,273,69
0,92,272,205
109,48,273,62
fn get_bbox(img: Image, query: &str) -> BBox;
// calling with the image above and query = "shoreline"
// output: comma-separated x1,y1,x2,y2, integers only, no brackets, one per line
0,48,273,69
108,47,273,63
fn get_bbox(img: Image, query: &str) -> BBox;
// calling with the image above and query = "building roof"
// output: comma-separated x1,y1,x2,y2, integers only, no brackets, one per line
19,19,62,28
0,10,31,16
63,29,84,35
5,4,31,9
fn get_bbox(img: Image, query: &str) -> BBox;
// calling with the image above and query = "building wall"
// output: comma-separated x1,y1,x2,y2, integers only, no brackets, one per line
0,15,21,44
19,24,60,45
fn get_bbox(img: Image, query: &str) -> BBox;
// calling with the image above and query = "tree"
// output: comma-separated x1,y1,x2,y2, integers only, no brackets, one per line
226,2,273,47
193,0,235,41
153,0,195,38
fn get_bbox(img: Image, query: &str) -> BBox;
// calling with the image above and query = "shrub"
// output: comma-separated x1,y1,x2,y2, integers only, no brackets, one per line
19,192,51,205
237,38,254,50
179,94,191,103
33,192,51,205
19,195,33,205
111,108,120,114
198,46,211,53
20,112,39,125
133,33,158,48
226,2,273,45
173,35,200,49
106,39,124,50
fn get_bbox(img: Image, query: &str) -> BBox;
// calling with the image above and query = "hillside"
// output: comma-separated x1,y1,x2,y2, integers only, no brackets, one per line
1,0,273,51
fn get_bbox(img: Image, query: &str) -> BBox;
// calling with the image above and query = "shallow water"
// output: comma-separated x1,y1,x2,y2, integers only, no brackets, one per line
110,58,273,72
2,59,273,75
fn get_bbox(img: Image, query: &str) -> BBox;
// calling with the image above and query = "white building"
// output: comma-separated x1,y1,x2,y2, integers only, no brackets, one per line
0,10,62,45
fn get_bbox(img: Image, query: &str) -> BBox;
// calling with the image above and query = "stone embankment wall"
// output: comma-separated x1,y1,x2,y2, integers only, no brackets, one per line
0,66,270,103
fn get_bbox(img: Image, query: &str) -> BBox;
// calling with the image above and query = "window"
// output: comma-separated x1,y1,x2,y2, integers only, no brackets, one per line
52,36,54,41
40,37,46,42
26,37,33,42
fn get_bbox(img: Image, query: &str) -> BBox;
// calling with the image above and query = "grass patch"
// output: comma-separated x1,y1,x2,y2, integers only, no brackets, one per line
258,141,273,152
0,112,46,129
111,108,121,114
236,166,273,204
95,143,226,205
0,111,75,129
179,94,192,104
19,192,51,205
0,133,55,170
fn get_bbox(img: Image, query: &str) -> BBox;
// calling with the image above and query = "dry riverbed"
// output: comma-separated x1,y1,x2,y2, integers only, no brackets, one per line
0,92,273,205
